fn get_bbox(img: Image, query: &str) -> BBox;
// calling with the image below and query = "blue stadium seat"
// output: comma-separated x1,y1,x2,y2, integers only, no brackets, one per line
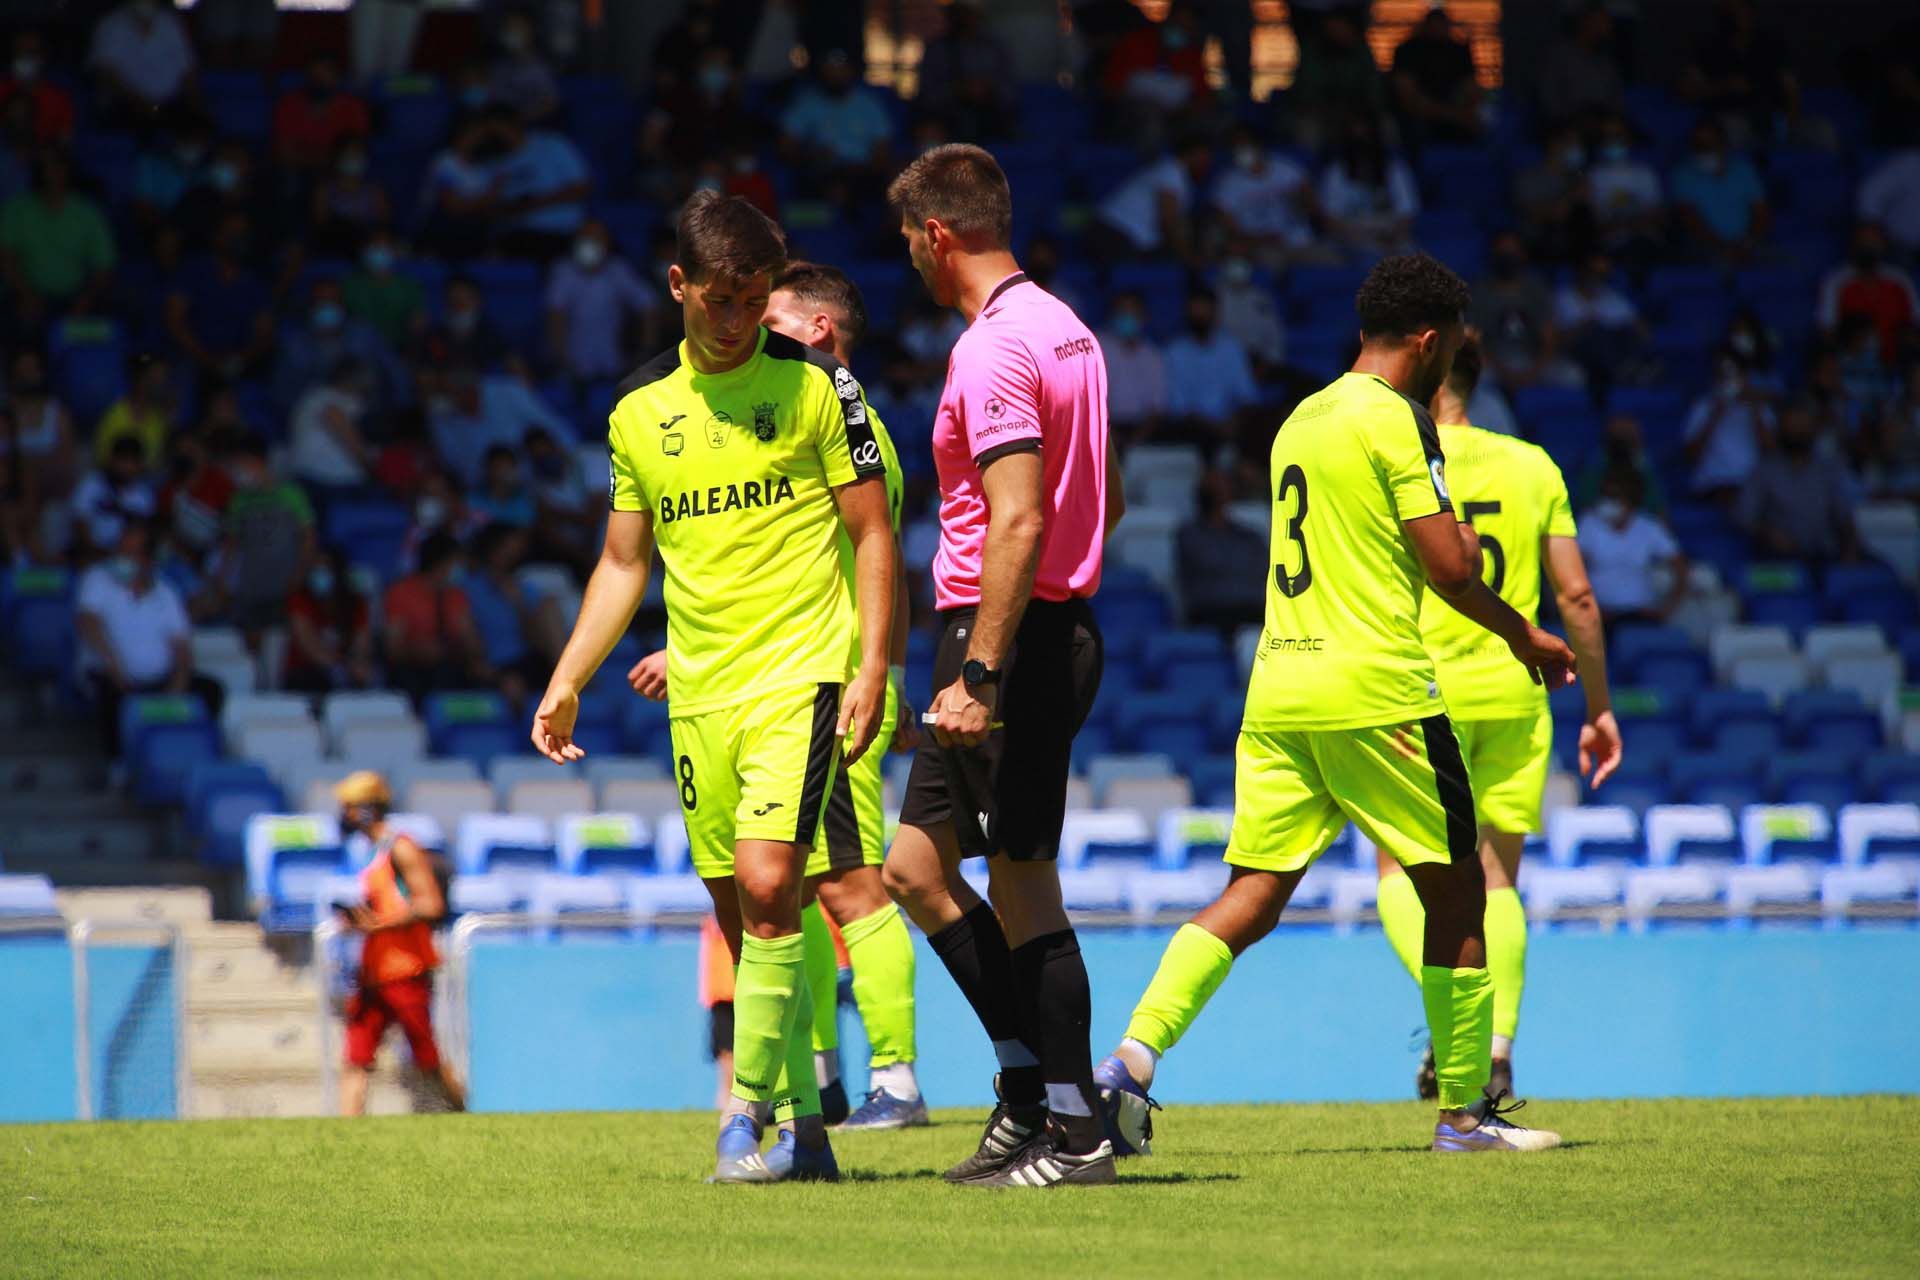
1695,711,1782,760
1673,756,1767,810
1743,591,1822,632
1610,623,1696,674
7,594,73,679
1597,763,1672,816
1864,753,1920,803
437,723,522,772
1108,263,1189,339
1688,687,1769,737
120,694,219,806
1796,711,1884,758
1112,692,1203,745
1161,658,1234,701
267,845,348,933
1093,587,1171,635
47,318,127,426
425,691,511,747
1840,592,1918,630
1822,562,1903,609
1633,652,1711,703
621,694,671,756
1140,630,1226,671
465,261,545,354
1189,755,1236,809
376,86,452,154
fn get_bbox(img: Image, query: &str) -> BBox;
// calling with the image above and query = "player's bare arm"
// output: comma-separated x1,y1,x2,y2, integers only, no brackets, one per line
931,447,1045,749
532,508,655,763
1405,510,1575,687
1544,534,1622,787
833,473,895,766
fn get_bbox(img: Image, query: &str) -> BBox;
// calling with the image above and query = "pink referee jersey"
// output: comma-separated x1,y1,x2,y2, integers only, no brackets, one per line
930,272,1110,611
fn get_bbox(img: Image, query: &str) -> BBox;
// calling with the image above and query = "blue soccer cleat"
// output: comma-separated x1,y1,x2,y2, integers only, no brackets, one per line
839,1087,930,1131
709,1113,779,1183
1094,1054,1160,1158
765,1128,841,1182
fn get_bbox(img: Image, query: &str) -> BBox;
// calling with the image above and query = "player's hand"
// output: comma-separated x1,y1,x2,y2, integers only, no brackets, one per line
344,905,380,933
1580,710,1624,790
1510,625,1577,689
627,649,668,701
531,684,586,764
891,696,923,754
839,666,887,766
928,674,995,749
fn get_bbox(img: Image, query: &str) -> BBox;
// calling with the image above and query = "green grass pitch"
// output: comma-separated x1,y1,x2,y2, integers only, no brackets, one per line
4,1097,1916,1277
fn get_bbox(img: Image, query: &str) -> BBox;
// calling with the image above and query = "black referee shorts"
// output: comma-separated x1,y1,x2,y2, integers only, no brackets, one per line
898,599,1103,861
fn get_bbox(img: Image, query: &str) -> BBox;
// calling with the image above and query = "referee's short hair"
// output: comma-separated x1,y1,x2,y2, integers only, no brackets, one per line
1355,253,1471,341
774,260,869,352
676,189,786,285
887,143,1013,249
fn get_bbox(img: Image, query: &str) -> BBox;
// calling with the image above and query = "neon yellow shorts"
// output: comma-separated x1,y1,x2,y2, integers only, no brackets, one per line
1224,715,1477,874
1454,708,1553,834
806,679,897,879
669,682,842,880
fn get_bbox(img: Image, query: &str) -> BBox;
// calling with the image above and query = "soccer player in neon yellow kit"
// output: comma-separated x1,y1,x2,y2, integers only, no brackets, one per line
628,261,929,1128
1095,255,1574,1154
531,193,895,1183
1379,333,1623,1101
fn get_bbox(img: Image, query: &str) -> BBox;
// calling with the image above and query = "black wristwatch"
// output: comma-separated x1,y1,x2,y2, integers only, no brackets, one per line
961,659,1002,688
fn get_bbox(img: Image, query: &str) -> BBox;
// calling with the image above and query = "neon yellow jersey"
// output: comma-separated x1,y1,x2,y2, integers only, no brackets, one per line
834,400,903,666
1420,422,1578,720
608,327,888,718
1241,372,1454,732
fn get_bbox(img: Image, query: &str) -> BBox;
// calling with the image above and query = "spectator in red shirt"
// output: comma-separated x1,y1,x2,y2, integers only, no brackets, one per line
284,548,375,693
380,529,494,704
272,52,369,179
1101,2,1209,116
1817,222,1917,361
0,31,74,146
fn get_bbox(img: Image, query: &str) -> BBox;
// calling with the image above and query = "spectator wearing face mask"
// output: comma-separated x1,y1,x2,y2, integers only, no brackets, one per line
1817,222,1917,362
1164,286,1259,439
290,358,376,495
1094,290,1167,442
1214,256,1287,382
88,0,199,123
1575,414,1668,517
1211,123,1332,270
1670,118,1771,265
72,436,159,560
643,46,753,180
1317,113,1419,259
132,111,214,229
77,518,224,755
175,140,271,251
1090,135,1212,267
490,106,593,261
1512,125,1595,263
1586,111,1666,267
343,229,427,347
311,139,391,259
471,444,534,529
1554,253,1650,394
1578,469,1690,626
0,31,74,147
284,549,376,693
412,277,511,384
1737,402,1859,566
1684,346,1778,503
219,434,315,638
272,277,404,417
545,219,659,384
488,9,559,125
166,210,275,383
428,368,573,488
1470,231,1584,390
417,114,503,261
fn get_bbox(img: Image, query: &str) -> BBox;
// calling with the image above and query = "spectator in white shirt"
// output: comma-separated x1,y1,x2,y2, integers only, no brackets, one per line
70,435,157,558
1094,290,1167,441
1577,469,1690,625
1555,252,1650,391
1684,350,1777,503
1090,137,1211,266
1214,256,1286,380
545,219,659,383
290,358,375,493
88,0,197,122
1211,123,1332,269
1164,287,1259,439
1857,148,1920,263
1587,110,1666,265
1317,113,1419,258
76,518,223,755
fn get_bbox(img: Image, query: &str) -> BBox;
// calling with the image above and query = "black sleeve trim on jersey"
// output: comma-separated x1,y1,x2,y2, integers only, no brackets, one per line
614,344,683,400
1406,398,1454,513
975,438,1042,468
761,328,886,477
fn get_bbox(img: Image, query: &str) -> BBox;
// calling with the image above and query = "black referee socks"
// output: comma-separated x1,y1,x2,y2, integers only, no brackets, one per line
929,902,1045,1106
1010,929,1104,1155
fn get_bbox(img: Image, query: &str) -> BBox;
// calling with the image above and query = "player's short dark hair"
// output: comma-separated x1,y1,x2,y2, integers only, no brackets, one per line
775,260,869,351
1355,253,1471,340
675,189,786,285
1446,332,1483,397
886,143,1013,248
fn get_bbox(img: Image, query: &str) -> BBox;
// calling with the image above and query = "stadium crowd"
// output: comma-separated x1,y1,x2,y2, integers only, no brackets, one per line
0,0,1915,753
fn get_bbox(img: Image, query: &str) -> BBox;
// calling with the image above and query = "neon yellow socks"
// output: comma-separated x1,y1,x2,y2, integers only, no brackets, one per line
840,903,917,1067
1123,923,1234,1056
801,902,839,1058
1484,886,1527,1043
773,952,822,1123
732,931,805,1105
1422,964,1493,1110
1377,870,1425,983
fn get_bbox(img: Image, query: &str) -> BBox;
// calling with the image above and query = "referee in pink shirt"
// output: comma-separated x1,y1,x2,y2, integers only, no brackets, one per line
882,144,1126,1188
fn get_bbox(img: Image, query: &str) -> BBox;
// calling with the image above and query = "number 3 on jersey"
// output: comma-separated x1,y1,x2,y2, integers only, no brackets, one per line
1274,464,1312,598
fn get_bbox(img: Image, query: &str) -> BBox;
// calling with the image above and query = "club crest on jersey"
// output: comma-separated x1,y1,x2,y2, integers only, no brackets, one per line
705,410,733,449
753,401,778,442
834,366,859,401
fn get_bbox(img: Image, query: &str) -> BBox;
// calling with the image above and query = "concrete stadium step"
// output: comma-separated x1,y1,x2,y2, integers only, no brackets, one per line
188,1070,423,1119
3,792,152,823
2,814,171,861
188,1006,323,1074
58,886,213,928
0,752,106,793
0,722,98,756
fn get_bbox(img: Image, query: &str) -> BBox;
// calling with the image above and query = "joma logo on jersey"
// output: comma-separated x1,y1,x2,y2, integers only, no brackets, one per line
753,402,778,442
705,411,733,449
656,475,797,524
